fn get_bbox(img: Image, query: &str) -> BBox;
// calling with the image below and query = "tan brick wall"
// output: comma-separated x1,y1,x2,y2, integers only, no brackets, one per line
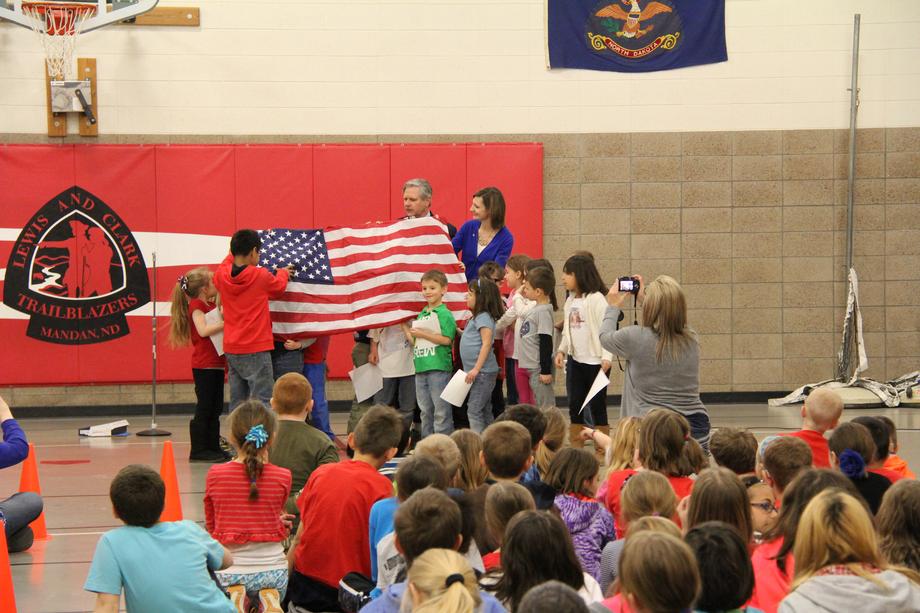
2,128,918,406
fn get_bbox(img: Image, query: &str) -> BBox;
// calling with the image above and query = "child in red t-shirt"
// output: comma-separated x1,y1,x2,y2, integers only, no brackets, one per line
605,409,695,538
213,229,290,410
285,405,403,612
205,400,292,612
168,267,227,462
785,388,843,469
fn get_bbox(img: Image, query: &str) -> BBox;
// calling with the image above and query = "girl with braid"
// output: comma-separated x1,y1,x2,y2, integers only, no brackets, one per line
205,401,292,613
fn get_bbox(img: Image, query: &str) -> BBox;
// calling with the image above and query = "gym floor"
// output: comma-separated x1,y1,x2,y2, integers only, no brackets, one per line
3,405,920,612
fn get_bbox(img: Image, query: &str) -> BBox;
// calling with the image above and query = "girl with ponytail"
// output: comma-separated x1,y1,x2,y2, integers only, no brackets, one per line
205,400,292,612
406,548,481,613
168,266,227,462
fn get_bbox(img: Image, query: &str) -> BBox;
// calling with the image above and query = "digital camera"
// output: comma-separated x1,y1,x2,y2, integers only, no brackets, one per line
618,276,640,295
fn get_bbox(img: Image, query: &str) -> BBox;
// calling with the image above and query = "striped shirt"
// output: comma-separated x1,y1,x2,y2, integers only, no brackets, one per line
204,461,291,545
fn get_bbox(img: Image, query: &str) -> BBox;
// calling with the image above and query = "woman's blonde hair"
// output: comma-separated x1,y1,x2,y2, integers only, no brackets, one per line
535,407,568,476
791,489,920,590
621,470,678,526
626,515,682,539
606,416,641,476
450,429,488,492
641,275,696,363
168,266,213,348
404,548,481,613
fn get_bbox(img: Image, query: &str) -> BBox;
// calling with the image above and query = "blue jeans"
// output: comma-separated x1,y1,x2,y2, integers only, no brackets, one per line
1,492,43,552
685,410,712,453
467,371,497,433
374,375,416,427
415,370,454,437
271,346,303,380
226,352,273,410
303,362,334,439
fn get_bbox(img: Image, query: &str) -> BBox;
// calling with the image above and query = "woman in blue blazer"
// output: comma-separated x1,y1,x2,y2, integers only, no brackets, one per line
452,186,514,281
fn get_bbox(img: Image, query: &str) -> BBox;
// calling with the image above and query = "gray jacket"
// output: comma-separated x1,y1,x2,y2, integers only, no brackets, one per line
778,570,920,613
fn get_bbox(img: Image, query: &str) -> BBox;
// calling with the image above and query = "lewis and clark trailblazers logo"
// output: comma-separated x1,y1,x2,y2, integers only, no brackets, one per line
2,186,150,345
587,0,682,59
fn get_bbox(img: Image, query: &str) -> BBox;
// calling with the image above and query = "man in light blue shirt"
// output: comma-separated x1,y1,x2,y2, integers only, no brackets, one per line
84,464,235,613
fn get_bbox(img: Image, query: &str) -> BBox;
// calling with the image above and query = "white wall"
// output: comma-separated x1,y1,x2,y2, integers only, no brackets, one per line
0,0,918,135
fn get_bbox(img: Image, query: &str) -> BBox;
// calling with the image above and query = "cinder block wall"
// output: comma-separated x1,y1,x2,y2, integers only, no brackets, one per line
2,127,918,408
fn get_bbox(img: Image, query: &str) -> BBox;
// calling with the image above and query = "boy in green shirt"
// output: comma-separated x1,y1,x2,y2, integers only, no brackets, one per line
401,270,457,437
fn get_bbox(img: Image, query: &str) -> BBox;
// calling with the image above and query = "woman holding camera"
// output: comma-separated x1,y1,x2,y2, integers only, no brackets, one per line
598,275,710,449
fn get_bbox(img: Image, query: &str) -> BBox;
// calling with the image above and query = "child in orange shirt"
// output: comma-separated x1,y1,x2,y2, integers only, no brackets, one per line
878,415,916,479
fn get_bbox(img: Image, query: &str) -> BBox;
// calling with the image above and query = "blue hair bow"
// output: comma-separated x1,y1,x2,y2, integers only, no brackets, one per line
244,424,269,449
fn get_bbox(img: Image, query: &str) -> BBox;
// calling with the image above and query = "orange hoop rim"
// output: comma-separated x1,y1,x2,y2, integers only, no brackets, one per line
23,1,95,35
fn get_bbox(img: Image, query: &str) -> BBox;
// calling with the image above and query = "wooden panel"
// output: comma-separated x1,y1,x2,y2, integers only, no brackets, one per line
116,6,200,27
77,58,99,137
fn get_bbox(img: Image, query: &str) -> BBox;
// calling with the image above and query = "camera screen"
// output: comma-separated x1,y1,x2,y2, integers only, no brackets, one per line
619,279,637,292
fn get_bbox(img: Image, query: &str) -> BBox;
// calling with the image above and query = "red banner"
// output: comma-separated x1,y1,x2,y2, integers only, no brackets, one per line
0,144,543,386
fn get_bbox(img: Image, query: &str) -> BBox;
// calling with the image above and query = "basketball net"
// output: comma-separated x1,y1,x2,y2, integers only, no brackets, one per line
23,1,96,80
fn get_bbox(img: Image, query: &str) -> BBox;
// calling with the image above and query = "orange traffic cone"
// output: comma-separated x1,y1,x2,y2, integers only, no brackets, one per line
0,522,18,612
17,443,48,540
158,441,183,522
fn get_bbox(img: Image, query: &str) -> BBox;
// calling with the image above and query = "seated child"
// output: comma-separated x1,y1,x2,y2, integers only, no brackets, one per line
370,455,449,594
544,448,615,583
481,482,535,571
877,479,920,573
286,405,403,612
205,401,291,612
683,468,754,545
470,421,541,555
267,373,338,523
598,471,678,595
362,488,505,613
828,421,891,514
414,433,462,485
743,475,778,544
762,437,813,504
709,427,758,477
490,510,604,609
617,532,700,613
451,429,489,492
785,388,843,469
518,581,590,613
877,416,916,479
84,465,234,613
685,522,759,613
534,406,567,479
496,403,547,484
404,548,487,613
852,416,904,483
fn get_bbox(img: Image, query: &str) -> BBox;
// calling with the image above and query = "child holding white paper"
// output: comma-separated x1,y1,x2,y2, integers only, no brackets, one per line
555,254,613,451
403,270,457,438
168,267,227,463
460,278,506,433
369,324,416,428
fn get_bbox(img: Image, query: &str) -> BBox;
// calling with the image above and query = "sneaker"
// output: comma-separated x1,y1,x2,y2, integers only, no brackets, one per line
258,588,283,613
227,585,246,613
189,450,228,463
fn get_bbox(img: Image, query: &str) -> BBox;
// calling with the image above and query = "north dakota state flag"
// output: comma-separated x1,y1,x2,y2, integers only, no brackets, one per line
548,0,727,72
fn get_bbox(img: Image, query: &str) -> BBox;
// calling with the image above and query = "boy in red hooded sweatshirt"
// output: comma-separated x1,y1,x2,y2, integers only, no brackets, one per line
214,229,290,410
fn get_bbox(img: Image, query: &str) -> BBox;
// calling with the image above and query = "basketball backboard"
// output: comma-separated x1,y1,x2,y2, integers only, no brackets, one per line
0,0,159,33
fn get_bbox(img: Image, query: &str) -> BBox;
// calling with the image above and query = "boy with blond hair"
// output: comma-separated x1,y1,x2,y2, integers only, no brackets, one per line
267,373,338,518
785,388,843,469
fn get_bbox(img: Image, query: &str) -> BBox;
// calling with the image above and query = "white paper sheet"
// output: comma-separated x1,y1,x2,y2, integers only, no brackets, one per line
440,370,473,406
581,369,610,413
205,308,224,356
349,363,384,403
412,316,442,351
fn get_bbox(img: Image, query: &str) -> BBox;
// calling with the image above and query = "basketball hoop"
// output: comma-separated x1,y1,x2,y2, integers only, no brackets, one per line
23,1,96,79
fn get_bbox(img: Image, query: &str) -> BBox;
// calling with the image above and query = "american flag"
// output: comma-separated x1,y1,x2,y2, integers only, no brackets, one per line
260,216,469,337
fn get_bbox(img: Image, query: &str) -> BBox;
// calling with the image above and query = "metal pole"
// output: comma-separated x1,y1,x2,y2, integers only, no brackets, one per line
137,251,170,436
845,14,861,271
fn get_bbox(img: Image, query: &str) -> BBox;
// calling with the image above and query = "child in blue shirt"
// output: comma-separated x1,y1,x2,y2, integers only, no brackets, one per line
460,278,505,433
84,465,234,613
